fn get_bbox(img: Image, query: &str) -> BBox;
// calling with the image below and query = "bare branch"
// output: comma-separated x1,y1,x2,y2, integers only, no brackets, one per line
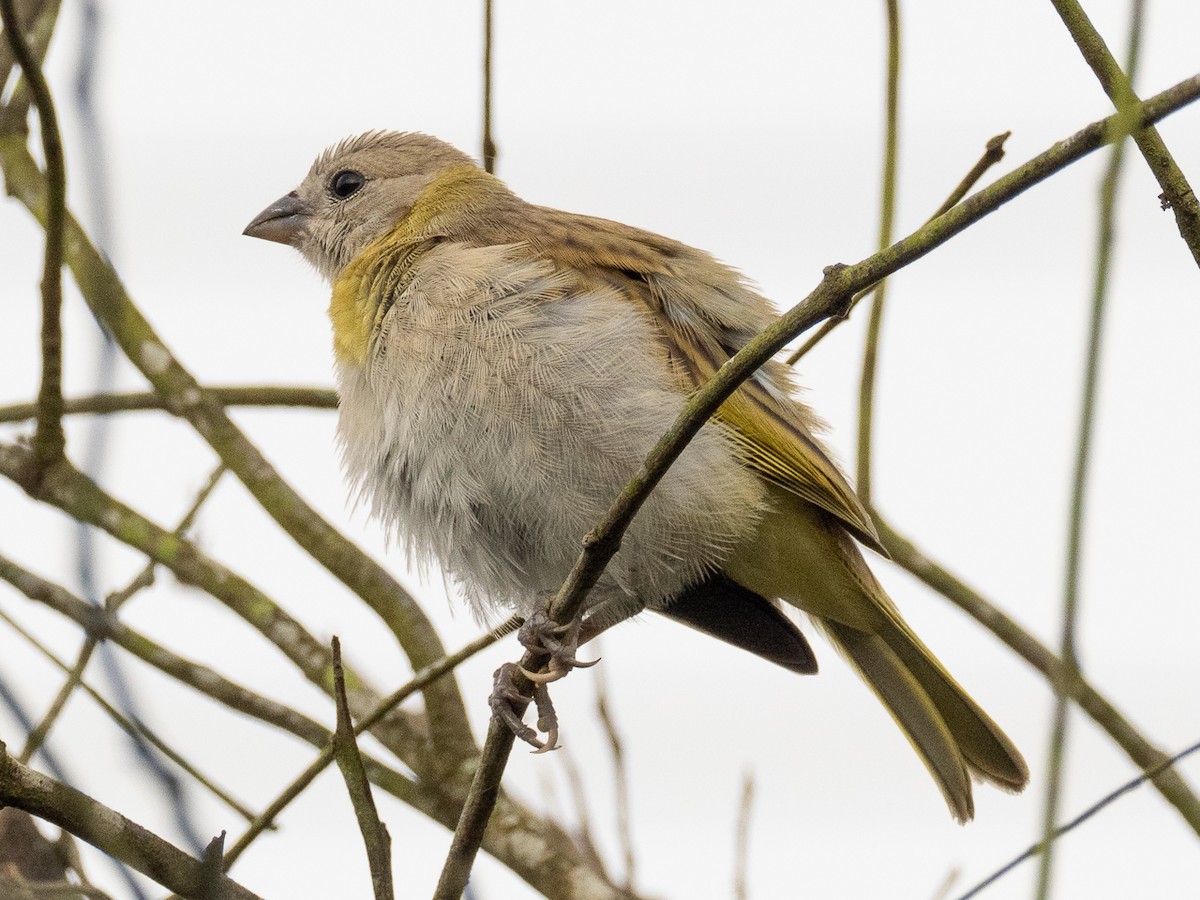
958,738,1200,900
331,638,394,900
0,742,262,900
0,387,337,424
787,131,1010,365
437,72,1200,895
1038,5,1146,894
0,136,473,753
224,621,511,867
855,0,902,507
0,0,65,477
871,515,1200,836
1049,0,1200,267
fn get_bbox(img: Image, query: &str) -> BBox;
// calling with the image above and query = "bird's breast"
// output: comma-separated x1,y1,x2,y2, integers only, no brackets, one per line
332,241,767,617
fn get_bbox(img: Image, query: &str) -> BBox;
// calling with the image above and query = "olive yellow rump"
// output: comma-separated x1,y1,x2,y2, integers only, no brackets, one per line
245,131,1028,820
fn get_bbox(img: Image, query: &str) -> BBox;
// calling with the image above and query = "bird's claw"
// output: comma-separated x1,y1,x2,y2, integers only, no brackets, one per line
490,662,562,753
489,608,602,751
517,610,600,679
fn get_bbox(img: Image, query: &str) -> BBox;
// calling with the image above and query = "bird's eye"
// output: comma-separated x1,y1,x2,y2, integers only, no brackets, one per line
330,170,365,200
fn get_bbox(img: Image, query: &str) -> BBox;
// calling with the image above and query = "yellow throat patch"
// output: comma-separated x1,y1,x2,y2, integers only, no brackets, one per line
328,164,496,366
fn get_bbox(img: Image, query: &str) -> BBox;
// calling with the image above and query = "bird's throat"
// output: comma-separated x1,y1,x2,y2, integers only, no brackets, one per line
329,239,435,365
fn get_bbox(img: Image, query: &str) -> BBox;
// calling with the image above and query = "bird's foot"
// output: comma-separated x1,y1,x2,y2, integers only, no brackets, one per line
490,662,559,753
488,607,601,753
516,608,599,683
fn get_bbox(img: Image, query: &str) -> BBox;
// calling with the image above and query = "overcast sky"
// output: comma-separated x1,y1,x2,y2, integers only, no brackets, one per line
2,2,1200,898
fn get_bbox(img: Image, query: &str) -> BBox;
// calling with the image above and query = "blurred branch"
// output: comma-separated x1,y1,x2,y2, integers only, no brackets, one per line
0,807,69,884
0,444,435,767
331,638,394,900
556,747,607,875
224,619,511,867
787,132,1009,365
733,770,754,900
0,0,60,136
437,71,1200,895
0,529,638,900
0,137,474,756
1049,0,1200,268
855,0,901,506
18,466,224,767
1038,4,1144,895
594,663,635,891
958,738,1200,900
0,387,338,424
0,741,262,900
1,0,65,478
17,636,97,765
0,607,260,824
871,515,1200,835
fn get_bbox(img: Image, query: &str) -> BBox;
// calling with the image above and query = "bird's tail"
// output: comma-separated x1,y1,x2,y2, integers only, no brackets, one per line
823,613,1029,822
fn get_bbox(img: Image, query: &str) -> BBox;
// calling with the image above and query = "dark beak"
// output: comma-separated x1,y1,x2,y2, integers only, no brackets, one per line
243,191,311,245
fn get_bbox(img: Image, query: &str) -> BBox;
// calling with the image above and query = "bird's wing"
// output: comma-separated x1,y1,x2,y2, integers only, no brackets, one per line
507,206,884,553
669,324,883,553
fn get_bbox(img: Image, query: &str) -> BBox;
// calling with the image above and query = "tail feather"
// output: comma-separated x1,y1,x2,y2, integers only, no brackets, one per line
824,621,976,822
724,490,1029,819
877,613,1030,792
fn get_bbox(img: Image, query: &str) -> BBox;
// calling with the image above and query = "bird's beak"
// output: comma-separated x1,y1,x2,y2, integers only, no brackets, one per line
243,191,311,246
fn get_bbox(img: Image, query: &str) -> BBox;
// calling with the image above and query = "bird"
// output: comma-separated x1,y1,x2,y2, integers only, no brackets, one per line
244,130,1028,821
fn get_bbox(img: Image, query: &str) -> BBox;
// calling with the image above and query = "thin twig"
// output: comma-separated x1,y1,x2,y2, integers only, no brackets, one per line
1036,3,1145,896
331,638,394,900
555,746,606,874
594,660,634,890
481,0,496,174
0,741,263,900
0,139,474,753
958,738,1200,900
0,0,66,475
107,463,225,616
871,515,1200,836
855,0,901,507
17,636,97,766
196,831,227,900
786,131,1009,365
0,606,261,824
0,386,338,424
17,465,224,764
432,72,1200,896
223,621,512,867
929,868,960,900
1049,0,1200,268
929,132,1012,219
733,770,754,900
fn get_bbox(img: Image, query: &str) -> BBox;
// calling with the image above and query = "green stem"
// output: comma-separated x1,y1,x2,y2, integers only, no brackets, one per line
1036,2,1145,895
1049,0,1200,268
857,0,901,506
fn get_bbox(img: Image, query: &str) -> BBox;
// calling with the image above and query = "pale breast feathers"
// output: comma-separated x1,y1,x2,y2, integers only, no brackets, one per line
333,239,766,619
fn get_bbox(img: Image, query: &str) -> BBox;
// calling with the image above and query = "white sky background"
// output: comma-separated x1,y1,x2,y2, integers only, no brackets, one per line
2,1,1199,898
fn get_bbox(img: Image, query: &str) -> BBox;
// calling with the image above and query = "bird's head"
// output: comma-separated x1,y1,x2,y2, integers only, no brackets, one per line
244,131,479,281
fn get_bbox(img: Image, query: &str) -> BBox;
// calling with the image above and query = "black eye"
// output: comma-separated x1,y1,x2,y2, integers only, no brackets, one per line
330,170,365,200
